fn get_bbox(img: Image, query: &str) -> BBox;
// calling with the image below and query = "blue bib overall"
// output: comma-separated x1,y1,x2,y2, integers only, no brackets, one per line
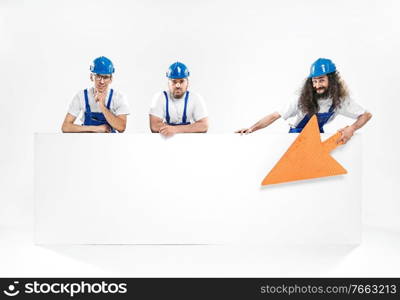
83,89,115,133
163,91,191,126
289,105,335,133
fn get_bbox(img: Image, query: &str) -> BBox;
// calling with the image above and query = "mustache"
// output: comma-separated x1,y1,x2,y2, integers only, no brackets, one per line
314,88,329,99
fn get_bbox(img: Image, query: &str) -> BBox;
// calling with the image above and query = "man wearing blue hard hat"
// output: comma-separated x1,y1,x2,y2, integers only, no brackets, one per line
236,58,372,144
62,56,130,133
149,62,208,136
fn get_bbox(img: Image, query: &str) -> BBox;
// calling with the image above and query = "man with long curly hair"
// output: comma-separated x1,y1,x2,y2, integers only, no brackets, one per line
236,58,372,144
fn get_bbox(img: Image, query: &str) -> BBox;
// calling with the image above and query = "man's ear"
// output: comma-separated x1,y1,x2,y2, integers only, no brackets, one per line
90,73,94,82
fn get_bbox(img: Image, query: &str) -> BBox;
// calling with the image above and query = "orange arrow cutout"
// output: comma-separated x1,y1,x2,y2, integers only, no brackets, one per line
261,115,346,186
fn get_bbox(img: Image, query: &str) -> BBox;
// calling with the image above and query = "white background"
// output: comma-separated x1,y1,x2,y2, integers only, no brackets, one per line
0,0,399,276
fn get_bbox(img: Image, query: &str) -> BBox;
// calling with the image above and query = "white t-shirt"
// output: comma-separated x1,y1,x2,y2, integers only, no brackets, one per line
149,91,208,124
277,97,367,128
67,87,130,123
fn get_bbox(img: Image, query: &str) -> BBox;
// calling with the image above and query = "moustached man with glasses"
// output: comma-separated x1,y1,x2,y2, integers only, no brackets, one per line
62,56,130,133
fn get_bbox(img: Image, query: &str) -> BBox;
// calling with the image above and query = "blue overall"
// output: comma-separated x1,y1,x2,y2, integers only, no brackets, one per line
289,105,335,133
163,90,191,125
83,89,115,133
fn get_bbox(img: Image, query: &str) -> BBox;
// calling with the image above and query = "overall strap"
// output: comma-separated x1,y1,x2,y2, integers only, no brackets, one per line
106,89,114,110
84,89,91,113
163,91,170,124
296,114,311,130
182,91,189,124
328,104,335,113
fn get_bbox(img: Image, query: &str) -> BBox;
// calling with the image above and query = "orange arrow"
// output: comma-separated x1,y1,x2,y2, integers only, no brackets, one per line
261,115,346,186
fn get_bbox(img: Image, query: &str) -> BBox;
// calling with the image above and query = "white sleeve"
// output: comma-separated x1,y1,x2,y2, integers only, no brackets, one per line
115,92,130,115
67,92,83,117
276,98,299,120
192,93,208,121
149,92,165,120
337,97,367,119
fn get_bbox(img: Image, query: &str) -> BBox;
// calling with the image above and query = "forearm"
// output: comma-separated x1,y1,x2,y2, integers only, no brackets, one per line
349,112,372,131
150,119,165,133
100,106,126,132
250,112,281,132
174,121,208,133
61,123,98,133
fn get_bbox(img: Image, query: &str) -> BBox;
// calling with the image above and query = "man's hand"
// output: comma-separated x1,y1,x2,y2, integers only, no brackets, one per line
159,125,178,137
94,89,107,107
94,124,111,133
337,125,355,144
235,128,253,135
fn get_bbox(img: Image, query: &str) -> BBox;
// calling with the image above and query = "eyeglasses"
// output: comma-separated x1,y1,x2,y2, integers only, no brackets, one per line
94,74,112,82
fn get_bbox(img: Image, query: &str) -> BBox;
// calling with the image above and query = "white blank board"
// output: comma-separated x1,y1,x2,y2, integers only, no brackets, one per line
34,133,361,244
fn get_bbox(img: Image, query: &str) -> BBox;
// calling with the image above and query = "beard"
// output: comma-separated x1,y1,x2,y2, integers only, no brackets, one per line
313,87,329,100
172,89,185,99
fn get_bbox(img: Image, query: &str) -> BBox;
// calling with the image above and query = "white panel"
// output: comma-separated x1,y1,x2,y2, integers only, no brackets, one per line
34,133,361,244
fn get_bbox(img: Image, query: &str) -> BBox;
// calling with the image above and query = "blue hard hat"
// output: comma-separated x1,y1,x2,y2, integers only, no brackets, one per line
166,62,190,79
308,58,336,78
90,56,115,75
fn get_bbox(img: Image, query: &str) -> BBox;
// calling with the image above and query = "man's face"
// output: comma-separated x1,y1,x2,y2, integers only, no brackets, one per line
168,78,188,99
91,73,113,92
312,75,329,94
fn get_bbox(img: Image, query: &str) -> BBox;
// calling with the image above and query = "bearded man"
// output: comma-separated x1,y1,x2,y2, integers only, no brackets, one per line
149,62,209,137
236,58,372,144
